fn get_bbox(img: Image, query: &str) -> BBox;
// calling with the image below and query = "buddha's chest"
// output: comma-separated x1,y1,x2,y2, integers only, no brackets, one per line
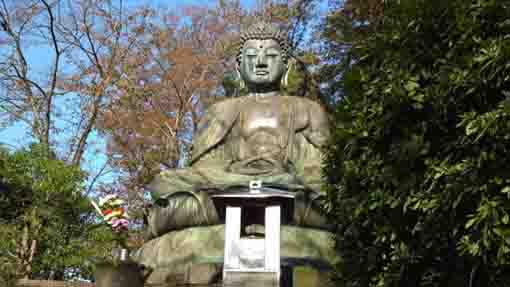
239,97,305,138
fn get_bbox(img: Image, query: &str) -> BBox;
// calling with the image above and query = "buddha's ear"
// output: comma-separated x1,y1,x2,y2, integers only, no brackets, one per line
235,67,246,91
280,62,291,89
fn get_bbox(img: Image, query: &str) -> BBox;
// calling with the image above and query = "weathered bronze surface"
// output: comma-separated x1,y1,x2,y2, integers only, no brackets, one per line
137,23,333,284
145,22,330,238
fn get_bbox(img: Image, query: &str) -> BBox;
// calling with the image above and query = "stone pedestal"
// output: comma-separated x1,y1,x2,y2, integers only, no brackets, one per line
134,224,337,285
292,266,332,287
184,263,222,285
94,261,143,287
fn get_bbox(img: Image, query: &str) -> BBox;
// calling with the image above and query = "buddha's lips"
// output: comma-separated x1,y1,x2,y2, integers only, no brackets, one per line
255,71,269,75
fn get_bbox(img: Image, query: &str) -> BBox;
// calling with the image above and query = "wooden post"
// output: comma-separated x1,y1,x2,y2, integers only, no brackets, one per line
265,205,280,278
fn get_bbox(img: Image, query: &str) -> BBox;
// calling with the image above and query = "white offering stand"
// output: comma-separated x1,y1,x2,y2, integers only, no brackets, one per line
211,181,294,286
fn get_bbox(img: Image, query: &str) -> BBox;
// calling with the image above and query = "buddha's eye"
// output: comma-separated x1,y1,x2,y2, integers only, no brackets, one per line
266,48,280,56
245,48,258,57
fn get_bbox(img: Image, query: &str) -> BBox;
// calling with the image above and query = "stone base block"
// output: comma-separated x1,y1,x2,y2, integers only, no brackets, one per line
94,262,144,287
223,271,278,286
293,266,332,287
134,225,337,286
185,263,222,285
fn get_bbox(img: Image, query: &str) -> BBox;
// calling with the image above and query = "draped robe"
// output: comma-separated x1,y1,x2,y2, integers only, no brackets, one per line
146,95,330,238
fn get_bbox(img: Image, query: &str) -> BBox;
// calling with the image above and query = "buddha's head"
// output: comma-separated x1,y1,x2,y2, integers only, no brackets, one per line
237,22,289,91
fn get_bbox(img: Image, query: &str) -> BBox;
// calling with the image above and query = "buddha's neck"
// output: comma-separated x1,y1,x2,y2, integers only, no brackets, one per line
247,91,279,98
246,83,281,97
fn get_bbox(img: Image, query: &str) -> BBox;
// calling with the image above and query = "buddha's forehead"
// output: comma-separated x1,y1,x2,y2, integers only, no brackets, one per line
243,39,282,50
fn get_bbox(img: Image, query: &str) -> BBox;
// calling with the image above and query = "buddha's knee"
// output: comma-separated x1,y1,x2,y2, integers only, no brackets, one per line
147,191,220,238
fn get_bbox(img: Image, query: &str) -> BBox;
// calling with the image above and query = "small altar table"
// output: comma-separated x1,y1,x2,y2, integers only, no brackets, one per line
211,181,295,285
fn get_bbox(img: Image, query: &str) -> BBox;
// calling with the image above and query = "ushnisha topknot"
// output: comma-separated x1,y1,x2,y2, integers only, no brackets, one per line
237,22,289,65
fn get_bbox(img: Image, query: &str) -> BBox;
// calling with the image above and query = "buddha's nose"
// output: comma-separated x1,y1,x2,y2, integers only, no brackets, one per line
256,54,267,68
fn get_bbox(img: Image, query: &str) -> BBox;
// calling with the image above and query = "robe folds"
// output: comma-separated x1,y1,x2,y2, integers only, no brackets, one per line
146,96,331,239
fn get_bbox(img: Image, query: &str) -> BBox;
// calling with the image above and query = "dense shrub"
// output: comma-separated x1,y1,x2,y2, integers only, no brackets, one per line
324,1,510,286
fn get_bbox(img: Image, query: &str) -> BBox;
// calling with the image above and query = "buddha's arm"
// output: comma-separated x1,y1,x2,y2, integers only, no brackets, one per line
298,100,330,190
302,101,330,149
190,100,239,166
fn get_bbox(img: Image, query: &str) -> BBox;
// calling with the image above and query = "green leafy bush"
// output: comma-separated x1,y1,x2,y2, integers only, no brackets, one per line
0,144,112,281
324,0,510,286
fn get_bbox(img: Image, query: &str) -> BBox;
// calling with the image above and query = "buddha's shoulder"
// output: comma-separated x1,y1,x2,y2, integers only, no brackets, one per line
279,95,325,110
205,97,243,113
207,95,323,109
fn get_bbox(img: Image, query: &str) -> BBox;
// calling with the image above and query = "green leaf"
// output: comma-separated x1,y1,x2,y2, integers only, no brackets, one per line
465,217,477,229
465,121,478,136
501,186,510,197
502,215,509,225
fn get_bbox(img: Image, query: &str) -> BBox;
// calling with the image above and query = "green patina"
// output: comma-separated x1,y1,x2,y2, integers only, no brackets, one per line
137,23,334,284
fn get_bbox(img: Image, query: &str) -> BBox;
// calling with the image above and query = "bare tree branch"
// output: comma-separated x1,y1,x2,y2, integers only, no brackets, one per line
85,160,111,196
40,0,62,147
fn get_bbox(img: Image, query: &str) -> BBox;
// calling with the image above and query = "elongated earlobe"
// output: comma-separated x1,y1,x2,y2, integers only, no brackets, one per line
236,68,245,90
281,64,291,89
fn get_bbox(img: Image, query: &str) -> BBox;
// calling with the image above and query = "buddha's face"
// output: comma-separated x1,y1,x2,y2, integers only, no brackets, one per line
239,39,286,88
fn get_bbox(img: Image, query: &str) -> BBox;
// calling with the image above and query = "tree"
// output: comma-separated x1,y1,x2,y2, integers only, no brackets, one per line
0,144,106,282
317,0,384,105
0,0,146,166
324,0,510,286
0,0,61,149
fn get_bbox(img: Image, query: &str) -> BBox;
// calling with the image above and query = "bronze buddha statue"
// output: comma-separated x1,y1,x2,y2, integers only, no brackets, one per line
146,22,330,239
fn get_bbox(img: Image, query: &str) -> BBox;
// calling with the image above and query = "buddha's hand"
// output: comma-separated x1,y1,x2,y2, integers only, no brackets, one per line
227,154,289,175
